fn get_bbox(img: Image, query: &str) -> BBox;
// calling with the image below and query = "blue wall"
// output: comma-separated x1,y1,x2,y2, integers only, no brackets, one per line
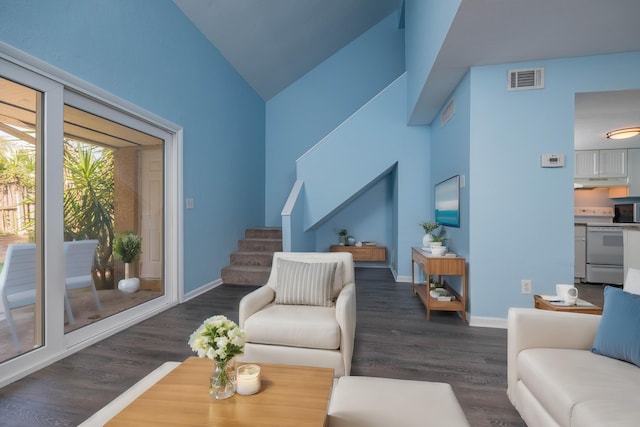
265,11,405,226
295,74,430,276
428,72,471,295
405,0,461,123
0,0,265,293
466,52,640,319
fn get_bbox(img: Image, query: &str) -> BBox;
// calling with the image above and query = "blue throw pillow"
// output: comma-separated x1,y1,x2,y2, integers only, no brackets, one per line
592,286,640,367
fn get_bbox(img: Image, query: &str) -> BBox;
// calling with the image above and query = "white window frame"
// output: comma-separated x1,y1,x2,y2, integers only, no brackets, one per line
0,42,183,387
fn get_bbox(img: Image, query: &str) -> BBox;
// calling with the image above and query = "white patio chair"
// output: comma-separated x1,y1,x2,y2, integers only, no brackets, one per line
0,243,37,350
64,239,101,325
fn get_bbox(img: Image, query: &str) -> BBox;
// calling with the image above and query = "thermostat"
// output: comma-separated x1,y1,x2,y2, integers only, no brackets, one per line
541,153,565,168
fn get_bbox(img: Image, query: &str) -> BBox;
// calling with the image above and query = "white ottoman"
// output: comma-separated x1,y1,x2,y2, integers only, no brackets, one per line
328,376,470,427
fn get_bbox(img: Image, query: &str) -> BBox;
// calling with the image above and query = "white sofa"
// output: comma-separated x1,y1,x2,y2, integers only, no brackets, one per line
507,307,640,427
238,252,356,377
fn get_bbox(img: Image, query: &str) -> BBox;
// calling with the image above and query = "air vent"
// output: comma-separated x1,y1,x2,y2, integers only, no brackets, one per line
440,97,455,127
508,68,544,91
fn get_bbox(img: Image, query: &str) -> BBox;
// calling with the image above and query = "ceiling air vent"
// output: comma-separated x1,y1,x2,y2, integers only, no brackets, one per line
441,97,455,127
508,67,544,91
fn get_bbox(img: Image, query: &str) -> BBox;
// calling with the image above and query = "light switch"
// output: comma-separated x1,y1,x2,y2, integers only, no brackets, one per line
186,198,194,209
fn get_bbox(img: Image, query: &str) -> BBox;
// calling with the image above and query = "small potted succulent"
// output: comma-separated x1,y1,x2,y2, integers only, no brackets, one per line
338,229,348,246
113,231,142,293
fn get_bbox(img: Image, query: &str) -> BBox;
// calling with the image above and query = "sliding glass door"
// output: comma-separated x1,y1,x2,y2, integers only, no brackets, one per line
0,54,180,387
0,76,44,362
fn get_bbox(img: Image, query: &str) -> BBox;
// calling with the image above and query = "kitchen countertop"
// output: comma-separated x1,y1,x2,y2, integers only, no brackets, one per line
574,222,640,230
622,225,640,231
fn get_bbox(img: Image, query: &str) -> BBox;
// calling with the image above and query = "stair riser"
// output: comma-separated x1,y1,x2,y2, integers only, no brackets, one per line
238,239,282,252
221,267,270,286
245,228,282,240
230,252,273,267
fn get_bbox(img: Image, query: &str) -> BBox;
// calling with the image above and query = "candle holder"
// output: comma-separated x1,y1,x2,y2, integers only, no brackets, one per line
236,364,261,395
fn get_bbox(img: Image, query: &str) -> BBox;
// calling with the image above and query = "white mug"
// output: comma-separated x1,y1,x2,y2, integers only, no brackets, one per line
556,284,578,305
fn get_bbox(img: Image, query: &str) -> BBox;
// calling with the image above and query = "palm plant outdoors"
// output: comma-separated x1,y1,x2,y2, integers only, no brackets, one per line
63,141,115,288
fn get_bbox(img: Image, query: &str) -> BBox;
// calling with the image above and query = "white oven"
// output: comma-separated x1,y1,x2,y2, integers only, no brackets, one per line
586,224,624,285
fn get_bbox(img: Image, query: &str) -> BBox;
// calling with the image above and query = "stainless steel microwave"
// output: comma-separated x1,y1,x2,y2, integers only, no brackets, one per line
614,203,640,223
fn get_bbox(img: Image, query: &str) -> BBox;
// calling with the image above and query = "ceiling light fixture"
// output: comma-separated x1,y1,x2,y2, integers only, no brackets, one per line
606,127,640,140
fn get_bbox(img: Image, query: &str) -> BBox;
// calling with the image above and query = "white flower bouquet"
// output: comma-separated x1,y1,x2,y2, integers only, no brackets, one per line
188,315,246,364
189,315,246,398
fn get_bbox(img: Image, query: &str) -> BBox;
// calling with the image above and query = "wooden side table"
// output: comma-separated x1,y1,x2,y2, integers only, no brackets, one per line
411,247,467,323
329,245,386,262
533,294,602,315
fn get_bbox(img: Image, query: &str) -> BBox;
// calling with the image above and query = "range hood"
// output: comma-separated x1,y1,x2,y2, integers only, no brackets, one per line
574,177,629,188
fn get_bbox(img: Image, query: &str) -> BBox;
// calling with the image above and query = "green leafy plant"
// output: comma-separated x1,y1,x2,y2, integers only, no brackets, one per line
419,221,440,234
113,231,142,264
63,141,115,287
431,234,447,243
338,229,348,237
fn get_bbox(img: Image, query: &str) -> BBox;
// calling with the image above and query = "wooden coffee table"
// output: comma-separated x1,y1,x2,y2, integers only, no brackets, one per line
106,357,334,426
533,294,603,315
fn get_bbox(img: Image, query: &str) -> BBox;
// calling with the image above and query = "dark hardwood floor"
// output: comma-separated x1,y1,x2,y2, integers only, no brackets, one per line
0,268,526,427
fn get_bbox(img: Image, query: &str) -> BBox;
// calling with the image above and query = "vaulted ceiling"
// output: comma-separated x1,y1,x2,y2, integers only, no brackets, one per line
173,0,400,100
174,0,640,140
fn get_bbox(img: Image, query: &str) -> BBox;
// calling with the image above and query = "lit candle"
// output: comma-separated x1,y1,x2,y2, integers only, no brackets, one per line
236,364,261,395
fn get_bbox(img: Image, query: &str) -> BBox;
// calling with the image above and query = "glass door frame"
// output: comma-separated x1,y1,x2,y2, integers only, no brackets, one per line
0,46,183,387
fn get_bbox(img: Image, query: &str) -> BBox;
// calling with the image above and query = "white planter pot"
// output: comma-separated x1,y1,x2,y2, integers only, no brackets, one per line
430,241,443,247
118,277,140,293
422,234,433,247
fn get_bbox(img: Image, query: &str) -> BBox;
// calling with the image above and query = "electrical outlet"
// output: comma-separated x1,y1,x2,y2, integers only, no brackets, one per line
521,279,532,294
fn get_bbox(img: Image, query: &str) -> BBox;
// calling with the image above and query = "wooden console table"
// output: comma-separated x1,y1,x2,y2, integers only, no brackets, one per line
411,247,467,323
330,245,386,262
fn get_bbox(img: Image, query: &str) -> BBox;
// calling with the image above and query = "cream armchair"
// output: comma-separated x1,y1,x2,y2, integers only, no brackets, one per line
238,252,356,377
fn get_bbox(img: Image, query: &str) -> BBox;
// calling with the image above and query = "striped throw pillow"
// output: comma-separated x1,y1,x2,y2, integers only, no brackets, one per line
274,259,337,306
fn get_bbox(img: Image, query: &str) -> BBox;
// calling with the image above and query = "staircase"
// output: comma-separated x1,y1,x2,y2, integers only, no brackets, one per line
221,227,282,285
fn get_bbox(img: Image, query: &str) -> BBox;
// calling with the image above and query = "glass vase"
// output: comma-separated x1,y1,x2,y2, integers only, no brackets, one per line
209,358,236,399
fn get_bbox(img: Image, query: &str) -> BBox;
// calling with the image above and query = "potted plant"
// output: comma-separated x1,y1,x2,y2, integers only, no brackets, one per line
114,231,142,293
338,229,348,246
419,221,440,247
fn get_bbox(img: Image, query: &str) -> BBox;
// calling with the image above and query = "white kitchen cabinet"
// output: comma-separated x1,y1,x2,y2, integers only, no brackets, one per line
575,149,627,178
627,148,640,196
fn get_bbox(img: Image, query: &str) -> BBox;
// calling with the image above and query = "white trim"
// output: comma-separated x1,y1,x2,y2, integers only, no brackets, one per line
281,180,304,216
469,316,507,329
296,73,406,164
0,42,184,387
0,302,175,388
183,279,223,302
0,42,180,133
395,275,412,283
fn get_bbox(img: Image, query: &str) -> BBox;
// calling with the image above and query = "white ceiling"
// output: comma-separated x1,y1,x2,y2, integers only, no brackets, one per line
575,90,640,151
174,0,640,145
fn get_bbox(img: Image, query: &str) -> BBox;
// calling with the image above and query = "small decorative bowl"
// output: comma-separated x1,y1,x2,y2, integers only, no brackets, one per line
431,246,447,256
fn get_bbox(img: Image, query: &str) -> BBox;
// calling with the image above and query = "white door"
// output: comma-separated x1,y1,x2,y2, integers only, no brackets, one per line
139,149,163,279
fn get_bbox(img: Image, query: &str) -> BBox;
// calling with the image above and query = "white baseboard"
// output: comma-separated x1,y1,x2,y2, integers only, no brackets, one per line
469,316,507,329
395,275,412,283
183,279,223,302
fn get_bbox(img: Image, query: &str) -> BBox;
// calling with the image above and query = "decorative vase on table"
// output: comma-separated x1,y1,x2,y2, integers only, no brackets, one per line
210,358,237,399
188,315,246,400
422,233,433,247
